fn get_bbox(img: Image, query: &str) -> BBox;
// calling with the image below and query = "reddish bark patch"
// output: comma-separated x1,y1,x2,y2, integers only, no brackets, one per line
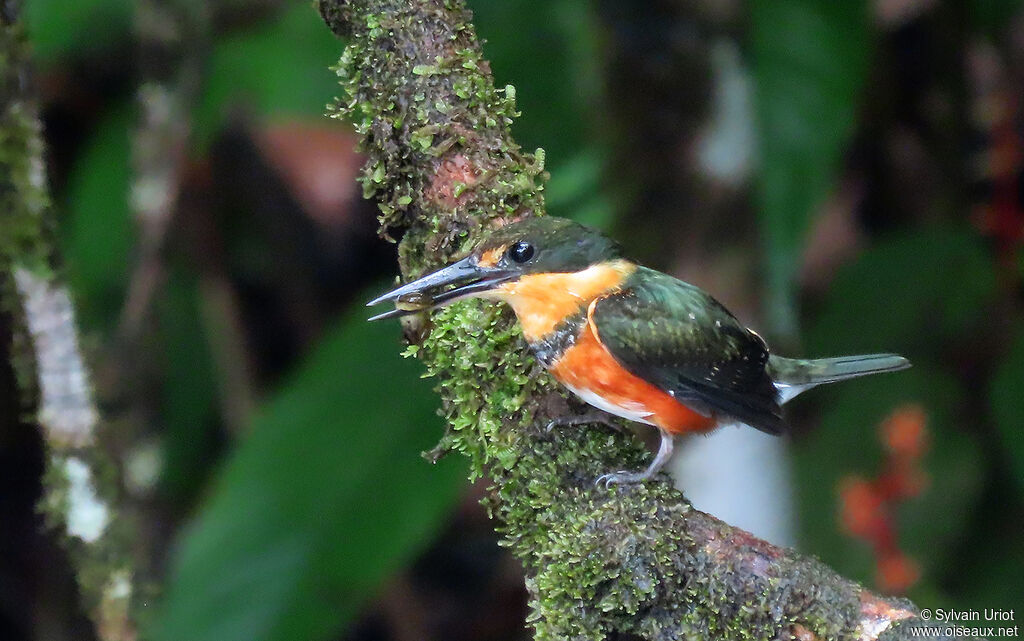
699,517,784,580
857,592,915,640
859,592,915,621
790,623,821,641
426,153,482,208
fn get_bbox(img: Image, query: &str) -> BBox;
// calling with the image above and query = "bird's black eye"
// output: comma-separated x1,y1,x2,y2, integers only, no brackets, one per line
508,241,535,263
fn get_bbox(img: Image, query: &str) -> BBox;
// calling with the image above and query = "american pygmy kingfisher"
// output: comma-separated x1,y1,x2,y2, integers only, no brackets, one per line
368,217,910,486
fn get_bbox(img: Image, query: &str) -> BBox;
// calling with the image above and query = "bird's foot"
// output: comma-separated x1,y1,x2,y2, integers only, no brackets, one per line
595,470,651,488
595,429,675,489
545,412,623,434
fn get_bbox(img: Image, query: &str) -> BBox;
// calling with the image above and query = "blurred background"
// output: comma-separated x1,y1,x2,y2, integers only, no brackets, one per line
2,0,1023,640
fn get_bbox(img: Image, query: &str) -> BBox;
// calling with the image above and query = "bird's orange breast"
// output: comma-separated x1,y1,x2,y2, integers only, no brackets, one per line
548,303,716,435
488,260,636,342
488,258,715,434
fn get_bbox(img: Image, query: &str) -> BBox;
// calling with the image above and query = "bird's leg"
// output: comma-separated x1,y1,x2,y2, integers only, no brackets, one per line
596,429,674,487
545,411,624,434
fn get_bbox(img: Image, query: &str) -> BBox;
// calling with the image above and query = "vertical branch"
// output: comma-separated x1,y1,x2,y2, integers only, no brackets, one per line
0,4,138,640
128,0,259,432
122,0,209,337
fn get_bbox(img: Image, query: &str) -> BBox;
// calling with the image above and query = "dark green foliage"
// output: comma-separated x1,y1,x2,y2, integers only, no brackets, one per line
970,0,1024,36
991,328,1024,493
156,269,220,502
193,4,341,148
751,0,870,336
805,227,997,355
23,0,132,60
60,104,134,329
154,302,465,641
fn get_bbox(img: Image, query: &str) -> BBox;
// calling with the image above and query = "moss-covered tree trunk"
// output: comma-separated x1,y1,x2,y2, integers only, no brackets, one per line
318,1,973,639
1,4,137,640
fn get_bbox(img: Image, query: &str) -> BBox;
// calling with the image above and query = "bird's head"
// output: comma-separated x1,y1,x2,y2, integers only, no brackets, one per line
367,216,624,320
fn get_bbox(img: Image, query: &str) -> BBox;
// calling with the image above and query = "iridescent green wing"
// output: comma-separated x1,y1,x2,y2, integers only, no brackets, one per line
591,267,785,434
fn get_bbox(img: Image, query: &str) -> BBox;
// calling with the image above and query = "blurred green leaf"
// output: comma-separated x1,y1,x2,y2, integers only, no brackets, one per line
472,0,601,166
949,519,1024,609
193,4,342,148
61,103,133,330
991,326,1024,493
970,0,1024,36
157,269,220,502
472,0,613,228
795,366,983,593
545,150,614,229
751,0,871,336
154,299,465,641
24,0,131,61
805,227,997,356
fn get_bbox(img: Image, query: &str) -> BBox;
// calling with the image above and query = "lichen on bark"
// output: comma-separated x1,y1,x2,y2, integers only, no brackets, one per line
319,0,974,639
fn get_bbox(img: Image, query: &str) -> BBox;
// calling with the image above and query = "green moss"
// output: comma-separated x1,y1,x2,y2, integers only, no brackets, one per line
325,0,555,481
0,24,52,279
326,0,544,251
415,299,548,477
1,15,54,407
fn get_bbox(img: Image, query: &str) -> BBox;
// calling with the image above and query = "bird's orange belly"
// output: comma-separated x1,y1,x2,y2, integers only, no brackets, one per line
548,321,716,435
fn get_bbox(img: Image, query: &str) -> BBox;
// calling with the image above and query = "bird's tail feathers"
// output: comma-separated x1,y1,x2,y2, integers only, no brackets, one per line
768,353,910,404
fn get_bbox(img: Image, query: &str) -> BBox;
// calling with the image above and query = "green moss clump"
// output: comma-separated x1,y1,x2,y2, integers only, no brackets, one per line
1,12,55,409
325,0,545,273
1,23,52,279
417,299,552,478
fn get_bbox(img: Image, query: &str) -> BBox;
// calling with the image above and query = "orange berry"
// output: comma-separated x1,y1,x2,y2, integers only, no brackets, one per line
881,404,928,459
839,476,884,538
877,552,920,593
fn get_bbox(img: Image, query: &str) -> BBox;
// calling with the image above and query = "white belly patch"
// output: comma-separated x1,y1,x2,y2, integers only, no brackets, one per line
563,383,656,426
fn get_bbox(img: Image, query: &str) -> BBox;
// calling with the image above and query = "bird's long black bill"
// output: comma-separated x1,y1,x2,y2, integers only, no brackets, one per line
366,256,515,321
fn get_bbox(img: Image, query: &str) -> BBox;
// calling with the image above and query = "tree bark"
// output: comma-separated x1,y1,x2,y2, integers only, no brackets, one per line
318,1,975,639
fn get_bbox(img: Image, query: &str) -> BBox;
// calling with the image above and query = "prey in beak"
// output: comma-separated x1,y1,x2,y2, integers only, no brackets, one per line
366,255,517,321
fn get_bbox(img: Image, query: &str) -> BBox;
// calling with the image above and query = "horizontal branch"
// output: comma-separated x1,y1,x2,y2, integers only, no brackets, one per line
319,1,974,639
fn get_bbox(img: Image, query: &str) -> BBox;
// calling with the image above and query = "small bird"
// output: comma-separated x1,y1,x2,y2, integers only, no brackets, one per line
368,217,909,485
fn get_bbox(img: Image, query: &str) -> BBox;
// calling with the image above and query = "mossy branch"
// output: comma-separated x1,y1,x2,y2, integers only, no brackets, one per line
1,5,137,640
319,1,973,639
